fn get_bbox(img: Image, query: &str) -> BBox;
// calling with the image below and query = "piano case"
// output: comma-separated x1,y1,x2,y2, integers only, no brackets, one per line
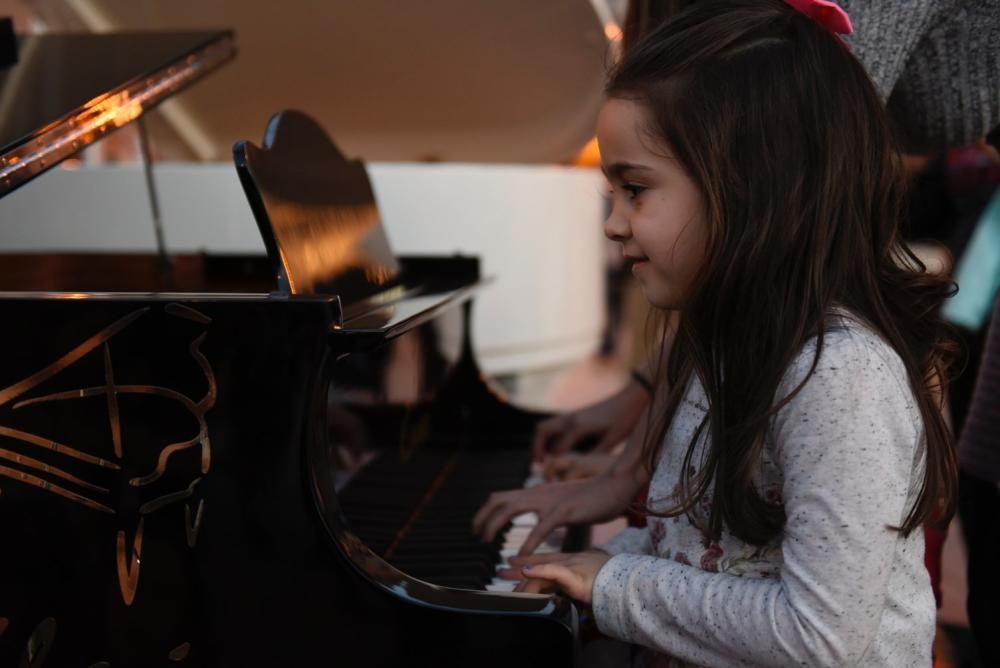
0,30,581,668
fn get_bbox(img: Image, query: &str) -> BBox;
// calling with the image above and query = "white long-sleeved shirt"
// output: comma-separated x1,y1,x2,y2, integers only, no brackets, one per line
592,318,935,667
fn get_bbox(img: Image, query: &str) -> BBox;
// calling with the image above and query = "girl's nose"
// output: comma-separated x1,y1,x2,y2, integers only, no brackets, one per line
603,209,630,242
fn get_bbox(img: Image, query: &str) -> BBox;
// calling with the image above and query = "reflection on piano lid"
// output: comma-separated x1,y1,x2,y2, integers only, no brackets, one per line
234,110,399,297
0,30,234,197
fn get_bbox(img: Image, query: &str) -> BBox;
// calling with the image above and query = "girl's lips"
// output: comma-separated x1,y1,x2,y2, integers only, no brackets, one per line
629,259,649,273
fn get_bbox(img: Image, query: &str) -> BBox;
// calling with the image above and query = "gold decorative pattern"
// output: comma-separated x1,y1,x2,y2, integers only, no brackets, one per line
0,464,113,514
0,305,216,608
0,309,148,407
103,344,122,459
0,426,120,470
0,449,108,493
138,478,201,515
115,518,144,607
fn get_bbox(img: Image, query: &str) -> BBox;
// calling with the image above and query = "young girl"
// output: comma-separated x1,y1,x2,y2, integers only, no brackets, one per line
502,1,957,665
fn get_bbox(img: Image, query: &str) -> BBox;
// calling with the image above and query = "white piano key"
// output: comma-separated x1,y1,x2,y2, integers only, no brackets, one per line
511,512,538,527
505,526,534,541
486,578,519,592
486,464,573,592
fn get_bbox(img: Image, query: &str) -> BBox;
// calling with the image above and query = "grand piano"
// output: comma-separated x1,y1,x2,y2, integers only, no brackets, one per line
0,24,591,668
1,0,611,377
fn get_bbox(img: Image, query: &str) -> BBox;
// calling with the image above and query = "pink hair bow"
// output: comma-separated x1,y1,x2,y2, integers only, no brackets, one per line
784,0,853,35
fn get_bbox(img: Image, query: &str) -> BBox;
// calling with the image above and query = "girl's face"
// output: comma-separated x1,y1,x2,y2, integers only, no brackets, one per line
598,98,707,310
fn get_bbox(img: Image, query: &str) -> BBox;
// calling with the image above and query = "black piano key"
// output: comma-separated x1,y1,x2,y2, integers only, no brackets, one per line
338,446,537,593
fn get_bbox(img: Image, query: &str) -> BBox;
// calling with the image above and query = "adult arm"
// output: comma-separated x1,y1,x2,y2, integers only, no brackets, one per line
843,0,1000,150
475,405,652,554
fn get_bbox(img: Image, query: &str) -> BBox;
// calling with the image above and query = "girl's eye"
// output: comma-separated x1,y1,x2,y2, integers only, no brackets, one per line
622,183,646,199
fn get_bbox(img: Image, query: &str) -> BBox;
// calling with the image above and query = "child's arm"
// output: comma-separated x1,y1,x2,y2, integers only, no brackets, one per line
590,331,931,667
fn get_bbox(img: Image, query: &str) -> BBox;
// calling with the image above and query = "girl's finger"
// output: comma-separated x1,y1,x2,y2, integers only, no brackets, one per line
515,577,557,595
507,552,571,568
520,563,576,594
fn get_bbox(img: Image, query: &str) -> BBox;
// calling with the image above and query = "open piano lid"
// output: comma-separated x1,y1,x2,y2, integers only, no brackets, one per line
0,29,235,197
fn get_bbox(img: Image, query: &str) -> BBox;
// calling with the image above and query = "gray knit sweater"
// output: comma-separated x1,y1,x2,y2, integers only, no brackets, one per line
842,0,999,149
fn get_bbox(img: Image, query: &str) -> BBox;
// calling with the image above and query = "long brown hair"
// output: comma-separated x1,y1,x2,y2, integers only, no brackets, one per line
611,0,958,545
622,0,691,53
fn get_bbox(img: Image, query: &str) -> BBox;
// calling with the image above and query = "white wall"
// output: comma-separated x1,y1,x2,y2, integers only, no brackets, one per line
0,162,606,373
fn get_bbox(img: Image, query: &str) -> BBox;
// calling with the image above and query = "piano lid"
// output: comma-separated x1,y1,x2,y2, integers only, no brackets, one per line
0,30,234,197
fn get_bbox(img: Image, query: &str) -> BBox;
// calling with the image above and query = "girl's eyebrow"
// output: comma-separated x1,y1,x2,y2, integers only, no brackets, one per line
601,161,653,179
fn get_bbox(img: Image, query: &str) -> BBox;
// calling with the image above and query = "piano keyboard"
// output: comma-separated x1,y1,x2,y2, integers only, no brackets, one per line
338,449,563,591
486,473,565,591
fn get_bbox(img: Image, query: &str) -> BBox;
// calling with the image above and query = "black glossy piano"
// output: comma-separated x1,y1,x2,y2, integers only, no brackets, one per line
0,30,580,667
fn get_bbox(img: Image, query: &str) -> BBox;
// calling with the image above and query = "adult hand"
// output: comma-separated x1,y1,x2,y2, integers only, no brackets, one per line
472,469,643,556
543,450,618,482
531,378,649,461
497,550,612,605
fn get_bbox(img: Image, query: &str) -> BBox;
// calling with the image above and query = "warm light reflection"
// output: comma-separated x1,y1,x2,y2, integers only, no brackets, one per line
604,21,622,41
269,198,395,295
57,293,92,300
573,136,601,167
0,35,235,196
87,89,145,131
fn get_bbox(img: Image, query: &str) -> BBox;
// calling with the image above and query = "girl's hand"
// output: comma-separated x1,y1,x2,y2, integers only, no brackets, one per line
497,550,612,605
